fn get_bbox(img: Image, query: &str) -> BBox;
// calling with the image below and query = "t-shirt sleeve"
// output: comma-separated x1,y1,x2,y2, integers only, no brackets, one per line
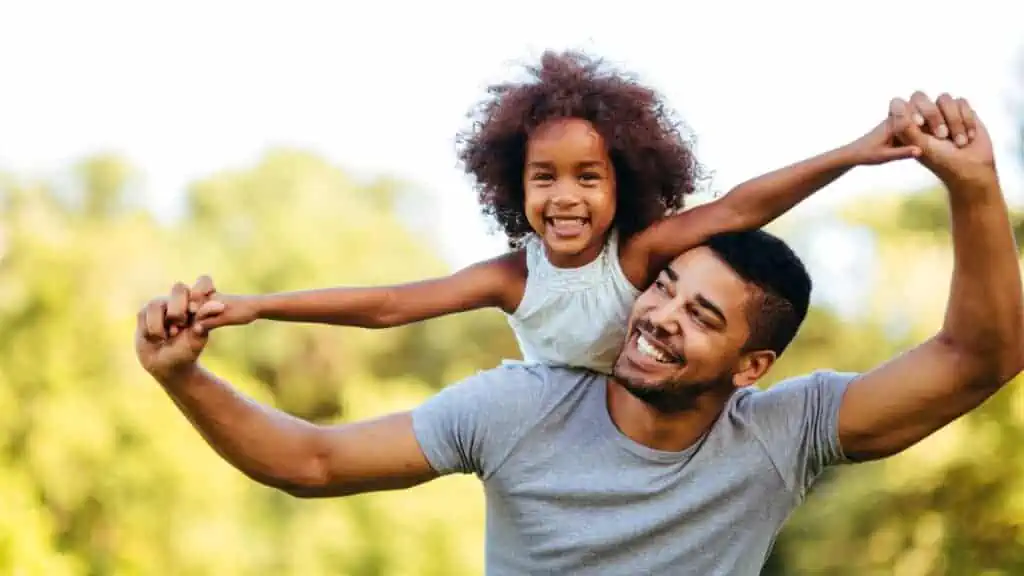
741,370,858,494
411,363,553,480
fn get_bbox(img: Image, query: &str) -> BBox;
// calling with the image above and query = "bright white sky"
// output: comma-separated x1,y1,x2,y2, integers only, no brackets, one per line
1,0,1021,279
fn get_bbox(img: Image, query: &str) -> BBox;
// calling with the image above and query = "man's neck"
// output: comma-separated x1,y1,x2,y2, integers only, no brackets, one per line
605,377,732,453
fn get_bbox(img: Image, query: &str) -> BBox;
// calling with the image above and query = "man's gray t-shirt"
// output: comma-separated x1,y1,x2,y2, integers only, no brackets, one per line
412,364,856,575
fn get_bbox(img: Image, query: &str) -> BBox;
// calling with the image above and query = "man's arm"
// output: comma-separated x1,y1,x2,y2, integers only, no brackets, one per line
162,365,438,498
837,95,1024,462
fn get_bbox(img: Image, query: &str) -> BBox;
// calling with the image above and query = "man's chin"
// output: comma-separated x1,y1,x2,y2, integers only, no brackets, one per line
612,363,730,414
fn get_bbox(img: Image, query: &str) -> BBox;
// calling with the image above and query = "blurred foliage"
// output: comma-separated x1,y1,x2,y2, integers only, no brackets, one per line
1,150,1022,575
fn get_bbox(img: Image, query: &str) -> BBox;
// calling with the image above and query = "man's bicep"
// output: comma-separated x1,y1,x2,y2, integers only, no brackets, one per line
838,337,996,462
290,412,438,498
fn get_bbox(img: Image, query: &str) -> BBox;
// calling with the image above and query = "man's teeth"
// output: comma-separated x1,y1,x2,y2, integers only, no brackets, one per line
637,334,672,363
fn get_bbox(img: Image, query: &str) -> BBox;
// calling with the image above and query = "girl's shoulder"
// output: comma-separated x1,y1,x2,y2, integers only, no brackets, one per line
488,248,528,313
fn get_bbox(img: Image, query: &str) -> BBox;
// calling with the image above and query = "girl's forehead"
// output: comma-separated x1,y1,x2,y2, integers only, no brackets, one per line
527,118,607,158
530,117,602,141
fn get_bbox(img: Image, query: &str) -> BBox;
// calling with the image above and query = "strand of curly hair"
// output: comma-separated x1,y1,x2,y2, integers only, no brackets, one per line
456,50,706,247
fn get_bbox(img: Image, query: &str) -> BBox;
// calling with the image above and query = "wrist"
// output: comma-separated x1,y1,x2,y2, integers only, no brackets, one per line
938,161,999,191
155,361,202,389
829,143,864,168
244,294,268,321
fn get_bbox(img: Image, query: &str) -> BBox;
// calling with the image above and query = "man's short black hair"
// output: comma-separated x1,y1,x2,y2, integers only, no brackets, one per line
704,230,812,356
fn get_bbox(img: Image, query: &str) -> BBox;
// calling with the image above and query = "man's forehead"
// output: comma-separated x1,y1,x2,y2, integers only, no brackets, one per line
664,247,749,302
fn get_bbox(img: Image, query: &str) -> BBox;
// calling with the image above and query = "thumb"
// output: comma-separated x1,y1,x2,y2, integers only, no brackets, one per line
875,143,921,162
888,97,926,148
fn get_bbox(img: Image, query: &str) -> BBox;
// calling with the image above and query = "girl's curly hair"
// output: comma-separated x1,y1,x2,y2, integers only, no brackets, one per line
457,50,704,246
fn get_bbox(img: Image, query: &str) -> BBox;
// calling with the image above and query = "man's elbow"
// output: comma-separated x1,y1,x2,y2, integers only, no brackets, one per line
271,461,347,499
999,342,1024,383
248,447,345,499
990,325,1024,383
936,330,1024,388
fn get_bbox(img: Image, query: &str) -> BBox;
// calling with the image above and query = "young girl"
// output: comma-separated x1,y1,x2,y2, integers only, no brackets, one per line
188,51,920,374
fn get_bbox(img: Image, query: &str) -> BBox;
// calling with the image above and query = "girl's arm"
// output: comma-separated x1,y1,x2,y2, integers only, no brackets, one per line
620,121,921,286
197,251,526,331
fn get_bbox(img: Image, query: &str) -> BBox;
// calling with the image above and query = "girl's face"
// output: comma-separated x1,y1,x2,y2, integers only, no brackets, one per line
523,118,617,268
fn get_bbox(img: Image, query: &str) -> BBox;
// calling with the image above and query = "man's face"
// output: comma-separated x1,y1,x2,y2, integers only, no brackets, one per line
612,247,776,409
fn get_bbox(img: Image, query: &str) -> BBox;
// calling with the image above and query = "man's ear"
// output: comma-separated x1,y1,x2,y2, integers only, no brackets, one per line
732,349,776,388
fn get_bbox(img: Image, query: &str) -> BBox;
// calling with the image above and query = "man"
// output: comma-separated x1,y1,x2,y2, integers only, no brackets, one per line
136,93,1022,575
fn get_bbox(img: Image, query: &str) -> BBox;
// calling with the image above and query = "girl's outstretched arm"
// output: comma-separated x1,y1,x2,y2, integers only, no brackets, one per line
619,119,922,287
194,251,526,332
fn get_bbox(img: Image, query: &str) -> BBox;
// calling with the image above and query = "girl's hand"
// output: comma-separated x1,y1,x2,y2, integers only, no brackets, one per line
843,118,925,166
192,293,259,334
169,276,259,336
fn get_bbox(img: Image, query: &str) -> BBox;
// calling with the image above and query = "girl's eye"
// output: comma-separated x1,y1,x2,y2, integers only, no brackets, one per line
580,172,601,182
532,173,554,181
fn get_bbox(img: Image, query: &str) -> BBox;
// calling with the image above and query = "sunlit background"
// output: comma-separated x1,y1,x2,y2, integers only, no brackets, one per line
2,1,1022,574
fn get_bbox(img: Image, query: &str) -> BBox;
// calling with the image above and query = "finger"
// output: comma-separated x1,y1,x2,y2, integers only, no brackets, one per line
910,91,947,139
192,275,217,298
166,282,190,327
936,93,967,147
143,298,169,341
888,97,926,147
189,275,217,314
878,144,922,161
958,97,978,141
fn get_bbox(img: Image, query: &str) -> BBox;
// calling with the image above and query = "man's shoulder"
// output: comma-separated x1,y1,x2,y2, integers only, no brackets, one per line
733,370,858,401
411,363,602,478
468,362,599,389
429,363,601,415
726,370,860,424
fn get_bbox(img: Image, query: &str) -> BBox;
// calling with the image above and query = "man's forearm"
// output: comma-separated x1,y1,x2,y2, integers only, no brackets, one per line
159,365,327,492
942,169,1024,376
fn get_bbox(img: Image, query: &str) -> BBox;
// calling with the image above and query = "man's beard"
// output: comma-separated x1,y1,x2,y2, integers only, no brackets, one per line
614,371,733,414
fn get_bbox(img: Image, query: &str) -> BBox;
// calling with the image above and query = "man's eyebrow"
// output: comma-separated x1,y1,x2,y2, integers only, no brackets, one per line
662,267,679,282
694,293,727,326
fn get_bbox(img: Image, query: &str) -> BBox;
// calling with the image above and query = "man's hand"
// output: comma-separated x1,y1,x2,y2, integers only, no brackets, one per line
890,92,995,185
136,276,222,383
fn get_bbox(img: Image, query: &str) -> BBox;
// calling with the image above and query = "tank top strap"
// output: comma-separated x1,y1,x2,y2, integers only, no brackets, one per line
522,233,546,273
605,230,641,297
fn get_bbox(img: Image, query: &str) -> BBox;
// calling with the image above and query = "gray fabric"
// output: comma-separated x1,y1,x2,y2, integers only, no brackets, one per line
412,363,855,575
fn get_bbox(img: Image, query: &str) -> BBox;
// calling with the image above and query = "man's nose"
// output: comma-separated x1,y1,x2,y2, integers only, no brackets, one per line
647,300,682,336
